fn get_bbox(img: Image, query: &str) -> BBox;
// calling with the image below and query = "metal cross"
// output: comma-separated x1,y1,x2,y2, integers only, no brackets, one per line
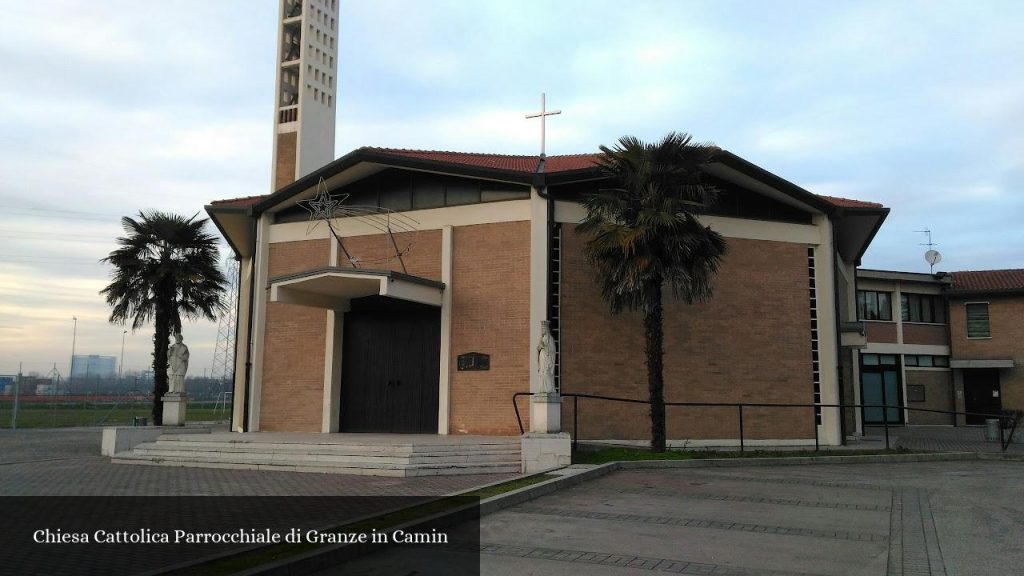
525,93,561,157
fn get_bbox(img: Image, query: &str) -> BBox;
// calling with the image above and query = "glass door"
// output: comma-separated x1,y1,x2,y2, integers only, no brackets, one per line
860,353,903,424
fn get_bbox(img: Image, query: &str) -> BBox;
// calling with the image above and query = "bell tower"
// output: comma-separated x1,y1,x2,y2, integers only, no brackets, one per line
271,0,339,190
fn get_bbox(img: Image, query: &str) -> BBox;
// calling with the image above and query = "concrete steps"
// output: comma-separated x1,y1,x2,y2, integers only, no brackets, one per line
111,433,522,477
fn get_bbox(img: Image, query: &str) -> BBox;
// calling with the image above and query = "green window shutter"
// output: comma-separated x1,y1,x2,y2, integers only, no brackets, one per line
965,303,990,338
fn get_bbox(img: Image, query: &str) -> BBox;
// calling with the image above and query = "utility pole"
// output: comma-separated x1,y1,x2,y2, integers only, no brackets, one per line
70,316,77,391
120,330,127,384
12,362,21,430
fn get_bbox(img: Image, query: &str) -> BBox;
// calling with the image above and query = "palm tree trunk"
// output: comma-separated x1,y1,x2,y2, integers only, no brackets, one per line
644,281,666,452
152,287,172,425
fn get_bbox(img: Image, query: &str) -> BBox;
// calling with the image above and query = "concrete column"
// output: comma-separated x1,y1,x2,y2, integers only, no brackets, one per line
438,225,453,434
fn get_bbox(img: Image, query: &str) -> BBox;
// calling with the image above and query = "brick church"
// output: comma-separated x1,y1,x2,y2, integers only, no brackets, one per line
205,0,889,447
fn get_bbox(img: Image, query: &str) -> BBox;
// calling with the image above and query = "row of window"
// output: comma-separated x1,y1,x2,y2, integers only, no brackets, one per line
861,354,950,368
274,170,531,223
856,290,947,323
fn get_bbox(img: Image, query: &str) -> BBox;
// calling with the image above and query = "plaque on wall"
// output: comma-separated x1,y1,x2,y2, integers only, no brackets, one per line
457,352,490,371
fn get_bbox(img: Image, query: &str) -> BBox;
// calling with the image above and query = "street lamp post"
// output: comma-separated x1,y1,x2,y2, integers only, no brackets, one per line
70,316,78,391
120,330,127,383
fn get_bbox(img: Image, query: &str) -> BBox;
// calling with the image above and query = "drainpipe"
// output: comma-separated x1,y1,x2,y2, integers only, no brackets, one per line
534,157,554,317
242,210,258,432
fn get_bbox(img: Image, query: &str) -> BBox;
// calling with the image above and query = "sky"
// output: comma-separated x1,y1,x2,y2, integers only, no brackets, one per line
1,0,1022,377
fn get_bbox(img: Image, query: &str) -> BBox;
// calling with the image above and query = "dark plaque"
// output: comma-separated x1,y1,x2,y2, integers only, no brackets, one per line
457,352,490,371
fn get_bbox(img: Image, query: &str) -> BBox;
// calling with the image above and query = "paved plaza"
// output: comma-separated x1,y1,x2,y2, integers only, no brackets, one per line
0,428,515,496
329,460,1024,576
4,428,1024,575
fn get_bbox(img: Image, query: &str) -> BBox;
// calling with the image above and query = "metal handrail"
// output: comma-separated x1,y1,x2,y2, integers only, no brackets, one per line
512,392,1020,453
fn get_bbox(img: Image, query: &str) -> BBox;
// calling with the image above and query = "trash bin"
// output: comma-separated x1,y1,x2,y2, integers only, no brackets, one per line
985,419,1000,442
133,416,148,427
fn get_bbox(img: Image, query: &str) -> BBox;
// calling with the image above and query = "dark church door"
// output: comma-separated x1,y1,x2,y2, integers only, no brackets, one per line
340,298,440,433
964,369,1001,425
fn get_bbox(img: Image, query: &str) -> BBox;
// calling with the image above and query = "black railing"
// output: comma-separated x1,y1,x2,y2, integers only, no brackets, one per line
512,392,1021,453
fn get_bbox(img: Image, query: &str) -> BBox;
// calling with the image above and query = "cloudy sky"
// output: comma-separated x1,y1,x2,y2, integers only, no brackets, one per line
1,0,1021,377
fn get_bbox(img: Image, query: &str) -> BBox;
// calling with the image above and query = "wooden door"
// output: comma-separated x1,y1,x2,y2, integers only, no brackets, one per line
340,298,440,433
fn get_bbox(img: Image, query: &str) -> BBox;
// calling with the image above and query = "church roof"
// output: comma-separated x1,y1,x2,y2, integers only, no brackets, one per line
207,148,884,211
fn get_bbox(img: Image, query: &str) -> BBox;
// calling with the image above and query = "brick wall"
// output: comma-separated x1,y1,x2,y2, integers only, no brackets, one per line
259,239,330,432
949,296,1024,412
902,323,948,346
865,322,898,344
274,132,297,191
905,370,954,425
560,228,814,441
340,230,441,280
448,221,531,435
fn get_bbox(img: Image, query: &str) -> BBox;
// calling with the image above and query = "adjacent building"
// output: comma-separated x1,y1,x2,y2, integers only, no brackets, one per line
70,355,117,379
947,270,1024,425
852,268,1023,432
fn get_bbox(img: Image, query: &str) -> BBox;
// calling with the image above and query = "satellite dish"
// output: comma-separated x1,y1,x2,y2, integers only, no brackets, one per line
925,250,942,265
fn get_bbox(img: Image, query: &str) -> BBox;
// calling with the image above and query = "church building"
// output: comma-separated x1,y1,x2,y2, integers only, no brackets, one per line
205,0,888,447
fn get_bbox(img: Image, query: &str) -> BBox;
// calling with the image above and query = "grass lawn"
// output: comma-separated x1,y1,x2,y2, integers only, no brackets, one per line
573,446,918,464
0,402,228,428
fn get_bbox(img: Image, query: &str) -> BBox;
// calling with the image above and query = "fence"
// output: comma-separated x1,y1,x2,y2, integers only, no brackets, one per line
1,393,231,429
512,392,1021,453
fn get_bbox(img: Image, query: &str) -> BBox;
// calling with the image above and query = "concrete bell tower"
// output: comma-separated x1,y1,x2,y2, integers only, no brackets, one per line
271,0,339,190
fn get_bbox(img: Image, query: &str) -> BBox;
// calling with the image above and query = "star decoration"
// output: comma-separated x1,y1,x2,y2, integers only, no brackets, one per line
297,178,348,234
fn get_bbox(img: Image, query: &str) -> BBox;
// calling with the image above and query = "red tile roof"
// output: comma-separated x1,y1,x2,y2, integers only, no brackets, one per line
950,269,1024,294
817,195,885,209
208,148,883,210
209,195,265,208
363,147,604,174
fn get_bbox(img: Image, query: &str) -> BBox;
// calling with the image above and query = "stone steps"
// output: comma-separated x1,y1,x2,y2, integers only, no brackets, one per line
111,433,522,477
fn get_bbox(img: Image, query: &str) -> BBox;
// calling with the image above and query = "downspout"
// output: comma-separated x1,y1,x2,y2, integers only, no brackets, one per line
534,156,553,317
242,209,258,432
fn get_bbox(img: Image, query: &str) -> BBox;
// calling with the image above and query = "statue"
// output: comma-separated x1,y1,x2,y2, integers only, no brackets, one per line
168,333,190,394
537,321,556,395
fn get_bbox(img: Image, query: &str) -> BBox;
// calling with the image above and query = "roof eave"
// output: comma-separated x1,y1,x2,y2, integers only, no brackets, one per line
205,204,252,258
253,149,537,214
711,151,839,215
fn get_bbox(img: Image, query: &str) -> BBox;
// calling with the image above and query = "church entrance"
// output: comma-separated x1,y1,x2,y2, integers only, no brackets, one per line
339,296,440,433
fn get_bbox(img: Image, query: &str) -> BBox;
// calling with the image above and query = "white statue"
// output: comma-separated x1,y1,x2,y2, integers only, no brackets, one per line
537,321,556,395
168,333,190,394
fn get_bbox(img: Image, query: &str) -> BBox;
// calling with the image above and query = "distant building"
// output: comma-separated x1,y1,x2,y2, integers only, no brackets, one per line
71,355,117,379
853,268,1024,430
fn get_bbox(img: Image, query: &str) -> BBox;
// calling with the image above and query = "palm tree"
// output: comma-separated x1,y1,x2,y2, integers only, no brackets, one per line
577,132,727,452
101,211,227,425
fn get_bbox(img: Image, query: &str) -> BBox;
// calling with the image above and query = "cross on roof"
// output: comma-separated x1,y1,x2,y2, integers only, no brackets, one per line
525,93,561,157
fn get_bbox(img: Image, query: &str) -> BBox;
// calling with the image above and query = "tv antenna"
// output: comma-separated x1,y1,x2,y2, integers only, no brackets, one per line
916,228,941,273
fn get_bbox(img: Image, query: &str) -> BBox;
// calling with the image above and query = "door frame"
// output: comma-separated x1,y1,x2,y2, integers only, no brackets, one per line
859,353,905,425
337,297,442,434
963,368,1002,425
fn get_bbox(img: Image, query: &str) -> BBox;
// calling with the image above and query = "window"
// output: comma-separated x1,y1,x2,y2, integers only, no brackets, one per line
861,353,898,366
857,290,892,321
904,355,949,368
901,293,946,323
966,303,991,338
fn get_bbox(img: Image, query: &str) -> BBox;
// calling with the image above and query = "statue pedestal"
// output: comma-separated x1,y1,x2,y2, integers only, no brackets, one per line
530,392,561,434
161,393,187,426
